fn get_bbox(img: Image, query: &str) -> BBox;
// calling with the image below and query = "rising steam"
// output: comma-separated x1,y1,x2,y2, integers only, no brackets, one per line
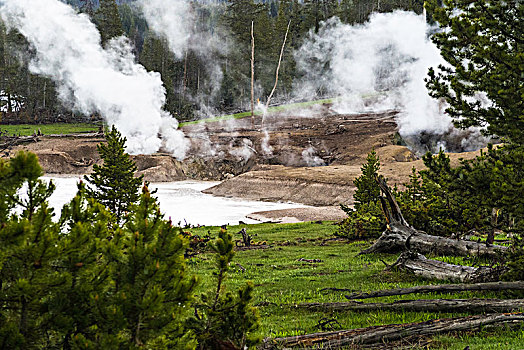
137,0,193,59
138,0,227,118
0,0,189,158
295,11,488,153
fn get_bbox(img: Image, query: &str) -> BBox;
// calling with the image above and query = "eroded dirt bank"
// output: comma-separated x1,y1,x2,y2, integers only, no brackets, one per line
4,106,482,212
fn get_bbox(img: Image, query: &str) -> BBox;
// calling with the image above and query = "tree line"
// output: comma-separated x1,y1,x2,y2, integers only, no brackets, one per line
0,0,426,123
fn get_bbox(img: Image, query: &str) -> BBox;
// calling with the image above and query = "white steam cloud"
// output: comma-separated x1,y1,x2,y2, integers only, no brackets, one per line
0,0,189,158
138,0,227,118
295,11,487,153
137,0,193,59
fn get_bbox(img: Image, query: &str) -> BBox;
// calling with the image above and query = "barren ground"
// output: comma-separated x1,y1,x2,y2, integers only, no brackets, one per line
5,104,482,222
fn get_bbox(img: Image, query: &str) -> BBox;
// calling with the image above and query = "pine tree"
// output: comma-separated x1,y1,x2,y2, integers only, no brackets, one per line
0,152,58,347
92,185,198,348
336,150,385,240
353,149,381,209
426,0,524,145
84,126,143,222
94,0,124,46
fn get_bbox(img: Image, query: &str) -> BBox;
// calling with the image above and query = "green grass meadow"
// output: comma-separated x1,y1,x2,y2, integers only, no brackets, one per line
0,123,99,136
0,98,335,134
187,222,524,349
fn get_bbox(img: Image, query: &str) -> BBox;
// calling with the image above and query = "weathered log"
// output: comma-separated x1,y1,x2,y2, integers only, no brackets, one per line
295,298,524,313
0,135,39,146
359,177,507,257
389,251,502,283
260,313,524,349
1,132,103,152
45,132,103,138
344,281,524,300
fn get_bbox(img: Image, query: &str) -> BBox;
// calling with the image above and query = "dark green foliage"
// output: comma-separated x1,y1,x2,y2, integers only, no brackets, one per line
189,228,260,349
353,149,381,209
425,0,524,144
84,126,143,222
1,153,262,348
503,222,524,282
407,146,524,237
89,185,198,348
336,150,386,240
0,152,58,348
336,202,385,240
395,157,467,237
94,0,124,46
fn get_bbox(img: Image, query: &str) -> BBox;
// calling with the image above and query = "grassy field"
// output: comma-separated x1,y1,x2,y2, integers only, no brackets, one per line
0,123,98,136
186,222,524,349
0,98,335,133
179,98,335,126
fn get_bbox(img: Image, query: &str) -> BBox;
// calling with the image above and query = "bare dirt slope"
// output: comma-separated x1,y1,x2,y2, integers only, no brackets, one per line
4,104,482,213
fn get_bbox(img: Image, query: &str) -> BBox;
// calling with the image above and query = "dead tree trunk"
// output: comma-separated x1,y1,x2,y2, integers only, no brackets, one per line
359,177,507,258
296,298,524,314
250,21,255,128
261,313,524,349
265,20,291,111
342,281,524,300
388,251,503,283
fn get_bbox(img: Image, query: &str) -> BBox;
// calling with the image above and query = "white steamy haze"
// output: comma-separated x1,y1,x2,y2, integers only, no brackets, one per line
0,0,189,158
294,11,487,152
137,0,193,59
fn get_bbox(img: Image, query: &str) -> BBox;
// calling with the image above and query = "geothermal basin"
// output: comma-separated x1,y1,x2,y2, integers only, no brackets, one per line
43,176,307,226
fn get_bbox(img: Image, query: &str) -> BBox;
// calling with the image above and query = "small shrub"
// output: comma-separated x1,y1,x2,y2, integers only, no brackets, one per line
336,202,386,240
188,228,260,349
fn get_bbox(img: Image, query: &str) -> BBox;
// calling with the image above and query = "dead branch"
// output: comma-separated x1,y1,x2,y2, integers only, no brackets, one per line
295,298,524,314
344,281,524,300
260,313,524,349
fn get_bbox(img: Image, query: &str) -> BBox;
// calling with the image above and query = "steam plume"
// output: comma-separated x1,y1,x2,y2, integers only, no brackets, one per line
138,0,227,118
294,11,488,153
137,0,193,59
0,0,189,158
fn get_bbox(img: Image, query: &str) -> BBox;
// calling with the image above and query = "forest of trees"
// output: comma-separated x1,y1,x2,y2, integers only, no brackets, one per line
0,0,426,123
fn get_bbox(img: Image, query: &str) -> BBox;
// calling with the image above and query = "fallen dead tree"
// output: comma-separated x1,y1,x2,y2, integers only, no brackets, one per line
343,281,524,300
358,177,507,258
260,313,524,349
45,132,103,138
1,135,39,154
1,132,103,153
295,298,524,313
387,251,503,283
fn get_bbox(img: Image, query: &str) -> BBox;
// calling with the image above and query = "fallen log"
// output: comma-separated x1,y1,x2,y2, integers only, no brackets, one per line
45,132,103,138
358,177,507,258
260,313,524,349
344,281,524,300
388,251,503,283
295,298,524,313
0,135,39,147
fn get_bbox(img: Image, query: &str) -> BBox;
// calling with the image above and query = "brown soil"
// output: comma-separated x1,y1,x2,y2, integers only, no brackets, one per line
247,206,347,224
4,104,483,213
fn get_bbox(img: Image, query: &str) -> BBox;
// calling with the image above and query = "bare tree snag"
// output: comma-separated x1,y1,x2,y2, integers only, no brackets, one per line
296,298,524,314
344,281,524,300
359,177,507,258
250,21,255,128
261,313,524,349
265,20,291,111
